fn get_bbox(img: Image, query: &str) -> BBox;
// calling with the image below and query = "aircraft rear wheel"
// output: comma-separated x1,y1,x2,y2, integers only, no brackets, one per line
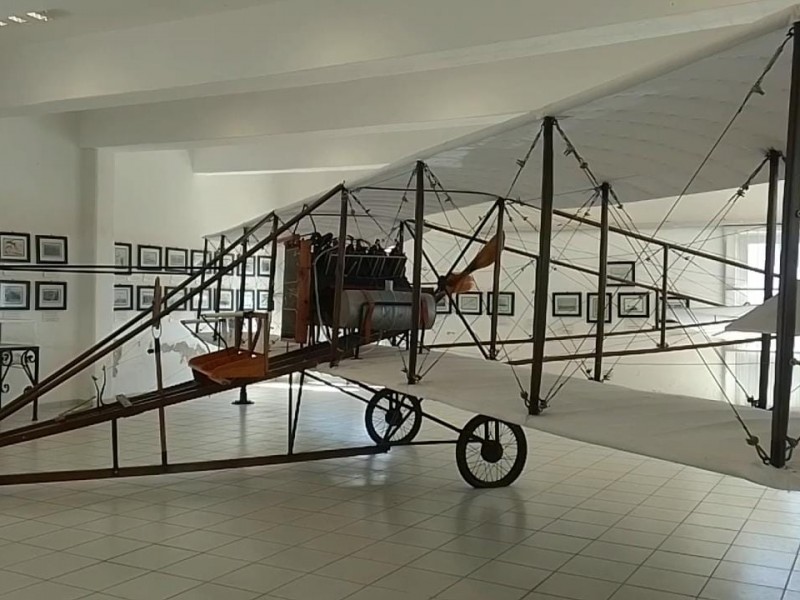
365,388,422,444
456,414,527,488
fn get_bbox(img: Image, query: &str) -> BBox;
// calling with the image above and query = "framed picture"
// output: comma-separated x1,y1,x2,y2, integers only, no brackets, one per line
0,280,30,310
666,295,690,309
190,288,214,312
191,250,209,271
165,247,189,272
257,256,271,277
220,254,234,274
457,292,482,316
587,292,613,324
114,284,133,311
0,233,30,263
35,281,67,310
435,294,452,315
137,285,156,311
552,292,582,317
137,245,162,270
218,289,234,311
242,289,255,311
618,292,650,318
164,286,187,311
607,261,635,286
237,257,255,277
36,235,68,264
486,291,515,317
114,242,132,273
257,290,271,311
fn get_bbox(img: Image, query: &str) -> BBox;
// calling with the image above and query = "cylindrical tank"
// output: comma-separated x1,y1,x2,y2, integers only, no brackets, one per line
335,290,437,330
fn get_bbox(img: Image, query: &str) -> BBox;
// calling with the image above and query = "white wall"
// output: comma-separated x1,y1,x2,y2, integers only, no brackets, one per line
0,114,93,405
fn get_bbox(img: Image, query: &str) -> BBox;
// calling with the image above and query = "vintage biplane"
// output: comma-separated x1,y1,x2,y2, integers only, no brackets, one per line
4,5,800,490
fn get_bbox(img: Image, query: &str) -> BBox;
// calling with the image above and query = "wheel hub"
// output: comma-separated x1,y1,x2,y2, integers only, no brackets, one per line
384,408,403,427
480,440,503,463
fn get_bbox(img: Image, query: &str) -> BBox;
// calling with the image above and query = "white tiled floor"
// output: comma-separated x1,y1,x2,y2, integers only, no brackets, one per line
0,379,799,598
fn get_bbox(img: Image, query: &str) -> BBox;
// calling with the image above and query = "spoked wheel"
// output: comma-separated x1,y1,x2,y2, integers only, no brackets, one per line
365,388,422,444
456,414,527,488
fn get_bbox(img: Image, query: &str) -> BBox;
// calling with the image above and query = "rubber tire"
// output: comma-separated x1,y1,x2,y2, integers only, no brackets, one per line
456,414,527,488
365,389,423,444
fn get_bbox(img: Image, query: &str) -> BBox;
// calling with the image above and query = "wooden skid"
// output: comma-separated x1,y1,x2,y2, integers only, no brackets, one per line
0,444,389,485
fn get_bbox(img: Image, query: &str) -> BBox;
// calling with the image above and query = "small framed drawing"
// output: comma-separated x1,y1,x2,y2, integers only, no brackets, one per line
587,292,613,324
191,249,209,271
242,289,255,311
164,286,187,311
165,247,189,272
257,256,271,277
618,292,650,318
0,232,30,263
0,280,30,310
114,284,134,311
435,294,452,315
36,235,68,264
486,291,515,317
666,295,690,309
137,285,156,311
137,245,162,270
218,289,234,311
552,292,582,317
220,254,234,274
257,290,270,310
35,281,67,310
237,257,256,277
114,242,132,273
457,292,482,316
607,261,635,286
190,288,213,312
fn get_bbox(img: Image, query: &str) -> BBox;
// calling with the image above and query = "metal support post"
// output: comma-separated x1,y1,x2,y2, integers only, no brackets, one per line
593,182,610,381
408,161,426,383
771,22,800,468
111,419,119,474
489,198,505,360
660,247,669,349
267,215,279,312
758,149,781,409
237,230,249,311
330,188,349,365
528,117,555,414
234,230,253,406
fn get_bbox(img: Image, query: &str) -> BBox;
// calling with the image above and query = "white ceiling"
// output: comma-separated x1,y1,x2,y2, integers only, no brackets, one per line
0,0,792,228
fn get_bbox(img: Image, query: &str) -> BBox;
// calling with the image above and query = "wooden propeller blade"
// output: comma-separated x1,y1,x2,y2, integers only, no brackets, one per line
441,232,504,295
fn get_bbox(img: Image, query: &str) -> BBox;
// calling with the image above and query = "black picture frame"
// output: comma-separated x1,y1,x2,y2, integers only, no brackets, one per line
114,242,133,274
257,256,271,277
607,261,636,286
137,245,162,271
0,280,30,310
191,249,209,272
137,285,156,311
552,292,582,317
114,284,134,311
35,281,67,310
242,289,255,311
190,288,214,312
218,289,234,311
0,232,30,263
237,257,255,277
164,286,187,311
35,235,68,264
456,292,482,315
256,290,270,311
618,292,650,318
435,294,452,315
165,247,189,272
587,292,613,323
486,291,515,316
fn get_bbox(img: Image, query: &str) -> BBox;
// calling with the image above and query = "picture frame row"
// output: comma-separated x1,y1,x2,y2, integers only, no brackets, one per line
551,291,690,323
114,243,271,276
114,285,271,312
435,292,516,317
0,232,68,264
0,280,68,310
